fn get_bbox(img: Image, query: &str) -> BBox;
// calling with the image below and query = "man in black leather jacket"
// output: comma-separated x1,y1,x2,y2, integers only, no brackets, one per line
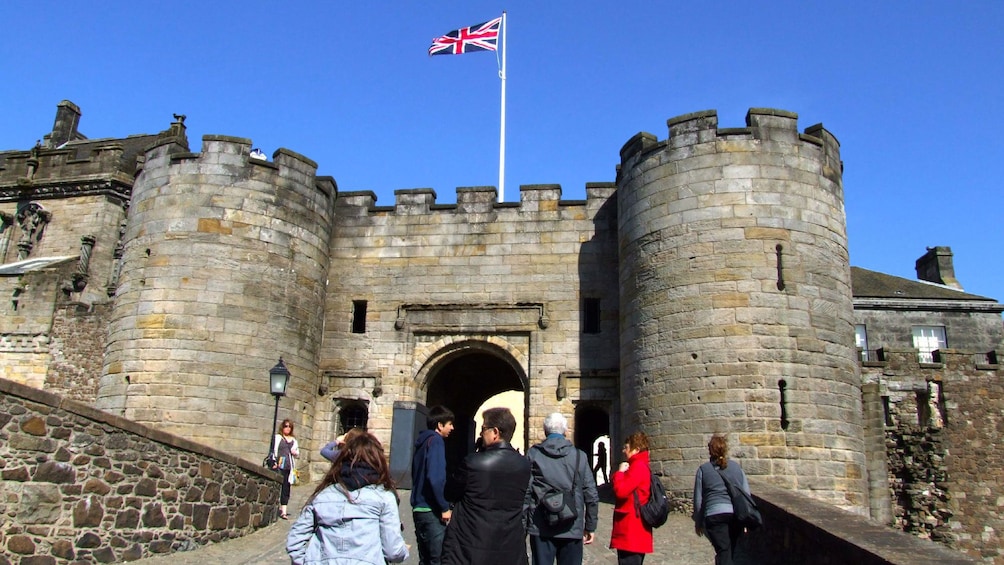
442,407,532,565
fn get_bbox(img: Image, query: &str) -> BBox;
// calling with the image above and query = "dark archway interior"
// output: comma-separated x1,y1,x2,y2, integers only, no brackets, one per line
426,350,524,472
573,404,610,467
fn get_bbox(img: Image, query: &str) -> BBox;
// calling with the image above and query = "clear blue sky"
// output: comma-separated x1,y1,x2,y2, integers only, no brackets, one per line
3,1,1002,301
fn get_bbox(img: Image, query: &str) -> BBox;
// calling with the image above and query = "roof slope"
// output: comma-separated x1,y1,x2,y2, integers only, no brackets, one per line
851,266,995,301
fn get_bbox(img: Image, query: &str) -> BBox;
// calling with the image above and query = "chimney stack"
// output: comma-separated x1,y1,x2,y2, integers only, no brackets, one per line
46,100,82,148
916,246,962,290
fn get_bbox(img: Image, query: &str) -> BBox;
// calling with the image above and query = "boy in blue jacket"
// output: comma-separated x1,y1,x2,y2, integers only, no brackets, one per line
411,405,455,565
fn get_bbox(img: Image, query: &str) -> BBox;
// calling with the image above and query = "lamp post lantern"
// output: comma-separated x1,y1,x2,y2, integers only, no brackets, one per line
264,357,290,468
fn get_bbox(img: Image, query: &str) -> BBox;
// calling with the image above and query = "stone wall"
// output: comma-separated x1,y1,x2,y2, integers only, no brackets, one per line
43,302,111,403
0,377,280,564
615,108,867,509
742,480,977,564
861,348,1004,563
97,135,336,463
325,184,621,460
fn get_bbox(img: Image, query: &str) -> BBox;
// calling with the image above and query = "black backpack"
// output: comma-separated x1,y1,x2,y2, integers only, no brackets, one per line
535,449,580,528
632,468,669,528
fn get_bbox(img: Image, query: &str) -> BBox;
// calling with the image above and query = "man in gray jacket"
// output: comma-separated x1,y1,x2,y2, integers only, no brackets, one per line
526,412,599,565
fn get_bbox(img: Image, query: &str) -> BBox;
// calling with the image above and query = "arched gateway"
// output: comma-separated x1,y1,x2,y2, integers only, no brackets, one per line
389,337,529,485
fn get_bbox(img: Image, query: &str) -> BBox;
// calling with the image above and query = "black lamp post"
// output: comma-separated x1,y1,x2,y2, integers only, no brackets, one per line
264,357,290,468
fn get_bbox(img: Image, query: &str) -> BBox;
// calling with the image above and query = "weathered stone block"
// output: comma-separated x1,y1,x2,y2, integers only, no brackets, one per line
134,477,157,496
192,504,210,529
208,507,230,530
33,461,75,483
20,416,46,435
51,539,74,559
76,532,102,548
2,466,30,481
19,483,62,524
7,535,35,554
142,502,167,527
114,508,139,529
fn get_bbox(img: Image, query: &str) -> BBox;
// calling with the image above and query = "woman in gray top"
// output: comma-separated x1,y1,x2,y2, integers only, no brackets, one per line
692,435,751,565
287,432,409,565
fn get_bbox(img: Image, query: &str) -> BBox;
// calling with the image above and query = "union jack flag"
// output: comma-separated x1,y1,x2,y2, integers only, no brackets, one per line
429,16,502,56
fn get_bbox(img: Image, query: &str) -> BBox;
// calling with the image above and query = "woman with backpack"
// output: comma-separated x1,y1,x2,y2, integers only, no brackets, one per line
609,431,652,564
692,434,751,565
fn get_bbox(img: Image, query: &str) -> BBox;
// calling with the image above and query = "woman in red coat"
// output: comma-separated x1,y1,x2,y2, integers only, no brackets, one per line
609,432,653,564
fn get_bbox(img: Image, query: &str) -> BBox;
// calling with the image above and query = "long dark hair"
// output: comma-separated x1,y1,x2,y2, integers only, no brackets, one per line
308,432,396,504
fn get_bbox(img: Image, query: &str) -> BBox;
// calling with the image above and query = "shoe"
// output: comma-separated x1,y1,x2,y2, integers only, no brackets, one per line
279,513,288,520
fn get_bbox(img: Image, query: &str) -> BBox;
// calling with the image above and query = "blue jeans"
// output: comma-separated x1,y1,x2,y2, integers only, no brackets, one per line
530,535,583,565
414,510,446,565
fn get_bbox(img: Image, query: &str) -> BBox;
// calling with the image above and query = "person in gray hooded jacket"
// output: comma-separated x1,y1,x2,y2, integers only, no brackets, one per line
526,412,599,565
287,432,409,565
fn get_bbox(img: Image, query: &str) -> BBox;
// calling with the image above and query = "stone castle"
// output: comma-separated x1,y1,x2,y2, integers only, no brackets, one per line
2,101,1002,561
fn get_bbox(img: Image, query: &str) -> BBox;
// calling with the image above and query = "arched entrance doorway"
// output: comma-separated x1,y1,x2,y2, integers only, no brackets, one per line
574,404,611,485
423,340,527,472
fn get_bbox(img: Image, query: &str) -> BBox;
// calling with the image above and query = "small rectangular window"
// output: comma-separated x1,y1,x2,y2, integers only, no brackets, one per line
583,298,601,334
912,326,946,363
352,300,368,334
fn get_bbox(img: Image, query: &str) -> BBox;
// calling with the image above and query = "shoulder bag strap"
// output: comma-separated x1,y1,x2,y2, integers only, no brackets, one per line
571,449,580,487
715,466,738,495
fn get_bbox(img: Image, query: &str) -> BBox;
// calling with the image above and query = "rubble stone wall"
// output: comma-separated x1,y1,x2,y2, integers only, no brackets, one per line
0,378,280,564
861,348,1004,563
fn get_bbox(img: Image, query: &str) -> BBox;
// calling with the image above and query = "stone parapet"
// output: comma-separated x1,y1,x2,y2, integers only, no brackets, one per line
0,377,280,564
739,480,978,564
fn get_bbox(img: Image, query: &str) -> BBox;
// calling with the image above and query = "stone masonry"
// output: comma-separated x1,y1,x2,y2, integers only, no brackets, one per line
616,109,866,508
0,378,280,564
3,101,1004,562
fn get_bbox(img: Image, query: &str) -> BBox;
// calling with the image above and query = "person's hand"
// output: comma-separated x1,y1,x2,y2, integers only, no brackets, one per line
441,509,452,525
695,523,704,537
618,462,630,473
583,531,595,544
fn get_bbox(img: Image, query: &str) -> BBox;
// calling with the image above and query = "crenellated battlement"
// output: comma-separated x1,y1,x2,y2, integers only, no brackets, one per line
139,134,330,196
619,108,841,173
334,182,617,217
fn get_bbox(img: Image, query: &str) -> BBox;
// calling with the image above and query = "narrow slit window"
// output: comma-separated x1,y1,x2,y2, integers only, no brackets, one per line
882,396,893,427
352,300,368,334
583,298,601,334
778,379,789,430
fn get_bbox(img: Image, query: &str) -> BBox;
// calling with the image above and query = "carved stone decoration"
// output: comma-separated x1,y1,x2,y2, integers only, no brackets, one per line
106,220,127,297
64,235,96,294
15,202,51,260
0,211,13,263
25,141,41,181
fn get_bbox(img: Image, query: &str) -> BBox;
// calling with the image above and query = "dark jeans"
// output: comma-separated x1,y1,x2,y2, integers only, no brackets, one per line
705,512,741,565
414,510,446,565
616,549,645,565
279,468,292,505
530,535,583,565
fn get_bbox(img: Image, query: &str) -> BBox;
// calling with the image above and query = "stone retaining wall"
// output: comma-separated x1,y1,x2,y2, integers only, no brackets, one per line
0,378,281,564
741,480,977,564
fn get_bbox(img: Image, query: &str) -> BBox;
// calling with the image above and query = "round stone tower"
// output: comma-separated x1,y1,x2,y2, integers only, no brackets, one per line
96,133,336,460
617,109,867,510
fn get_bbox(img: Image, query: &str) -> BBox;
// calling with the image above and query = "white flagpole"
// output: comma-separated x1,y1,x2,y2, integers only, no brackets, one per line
498,11,507,202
